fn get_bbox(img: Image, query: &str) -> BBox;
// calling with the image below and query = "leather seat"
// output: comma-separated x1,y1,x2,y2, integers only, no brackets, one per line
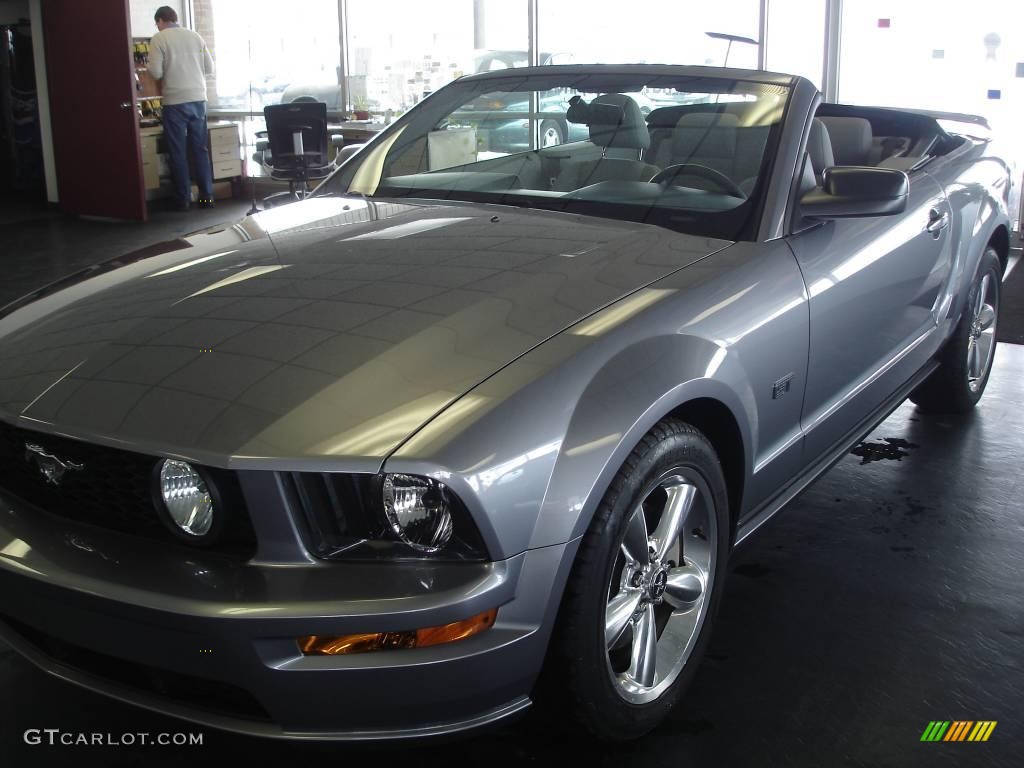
818,116,872,165
650,111,770,194
571,94,659,188
663,112,739,177
797,118,837,196
806,118,835,183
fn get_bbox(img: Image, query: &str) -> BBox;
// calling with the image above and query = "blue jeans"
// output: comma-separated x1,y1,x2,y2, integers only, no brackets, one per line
162,101,214,203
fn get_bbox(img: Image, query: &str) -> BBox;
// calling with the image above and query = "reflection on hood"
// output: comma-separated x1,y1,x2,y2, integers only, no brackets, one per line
0,198,728,468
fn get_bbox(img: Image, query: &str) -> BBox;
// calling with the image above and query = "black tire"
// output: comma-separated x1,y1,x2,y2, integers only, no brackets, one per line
910,246,1002,413
541,418,730,742
539,119,565,148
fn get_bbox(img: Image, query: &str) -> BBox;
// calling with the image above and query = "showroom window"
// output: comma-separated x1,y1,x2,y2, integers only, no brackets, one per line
192,0,341,112
838,0,1024,121
837,0,1023,201
764,0,825,89
346,0,528,116
187,0,768,173
537,0,761,70
181,0,1022,192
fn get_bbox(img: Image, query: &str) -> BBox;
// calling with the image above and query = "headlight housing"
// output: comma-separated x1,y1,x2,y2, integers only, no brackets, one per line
153,459,229,544
382,474,453,553
287,472,488,561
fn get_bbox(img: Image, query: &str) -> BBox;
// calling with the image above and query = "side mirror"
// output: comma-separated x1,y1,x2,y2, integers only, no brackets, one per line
800,166,909,219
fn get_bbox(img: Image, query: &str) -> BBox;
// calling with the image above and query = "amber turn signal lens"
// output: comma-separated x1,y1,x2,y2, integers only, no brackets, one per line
298,608,498,656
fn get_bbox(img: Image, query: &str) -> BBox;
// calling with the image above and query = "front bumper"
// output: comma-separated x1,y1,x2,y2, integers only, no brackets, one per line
0,488,572,740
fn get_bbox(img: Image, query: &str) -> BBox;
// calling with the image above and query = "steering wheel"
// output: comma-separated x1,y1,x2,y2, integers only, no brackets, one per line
650,163,747,199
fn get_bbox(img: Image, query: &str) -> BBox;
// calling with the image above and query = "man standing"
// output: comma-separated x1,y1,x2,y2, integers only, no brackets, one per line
149,6,216,210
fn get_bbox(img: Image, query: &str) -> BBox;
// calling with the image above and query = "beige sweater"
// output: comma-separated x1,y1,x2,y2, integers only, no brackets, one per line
149,25,215,106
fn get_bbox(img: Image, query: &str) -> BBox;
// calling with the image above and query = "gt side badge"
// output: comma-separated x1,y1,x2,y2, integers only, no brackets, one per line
772,373,795,400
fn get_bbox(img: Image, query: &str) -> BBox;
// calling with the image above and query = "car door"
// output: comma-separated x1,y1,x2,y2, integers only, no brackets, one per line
787,169,954,460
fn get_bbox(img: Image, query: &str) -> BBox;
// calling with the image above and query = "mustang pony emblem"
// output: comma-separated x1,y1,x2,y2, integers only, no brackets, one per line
24,443,84,486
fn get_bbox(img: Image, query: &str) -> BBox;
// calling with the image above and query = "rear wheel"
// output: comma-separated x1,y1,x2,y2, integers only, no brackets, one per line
543,419,729,741
910,246,1001,413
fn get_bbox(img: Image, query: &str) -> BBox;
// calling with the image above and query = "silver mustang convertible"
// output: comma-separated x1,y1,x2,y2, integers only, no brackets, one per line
0,65,1010,741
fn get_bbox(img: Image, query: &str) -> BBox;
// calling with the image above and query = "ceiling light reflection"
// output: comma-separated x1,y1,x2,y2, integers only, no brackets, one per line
0,539,30,559
341,217,471,241
146,250,239,278
180,264,290,301
564,433,621,457
467,440,562,492
571,289,676,337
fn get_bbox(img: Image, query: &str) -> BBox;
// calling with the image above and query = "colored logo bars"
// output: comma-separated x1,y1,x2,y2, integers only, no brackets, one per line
920,721,997,742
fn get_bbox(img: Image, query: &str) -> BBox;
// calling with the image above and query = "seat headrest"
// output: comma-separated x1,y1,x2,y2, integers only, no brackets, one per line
819,116,872,165
587,94,650,150
672,112,739,159
807,118,834,177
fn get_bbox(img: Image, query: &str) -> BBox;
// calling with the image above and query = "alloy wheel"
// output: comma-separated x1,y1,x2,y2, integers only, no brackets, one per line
604,470,717,704
966,272,998,393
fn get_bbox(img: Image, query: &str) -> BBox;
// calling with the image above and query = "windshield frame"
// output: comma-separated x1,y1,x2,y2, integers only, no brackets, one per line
317,68,795,242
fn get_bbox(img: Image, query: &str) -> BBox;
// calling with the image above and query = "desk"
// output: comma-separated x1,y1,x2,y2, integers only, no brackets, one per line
328,120,386,146
139,122,243,194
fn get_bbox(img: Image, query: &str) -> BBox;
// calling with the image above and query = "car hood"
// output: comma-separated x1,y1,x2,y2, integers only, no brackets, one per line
0,198,730,469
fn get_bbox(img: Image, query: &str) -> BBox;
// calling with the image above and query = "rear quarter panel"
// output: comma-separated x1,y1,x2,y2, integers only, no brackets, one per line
924,136,1011,333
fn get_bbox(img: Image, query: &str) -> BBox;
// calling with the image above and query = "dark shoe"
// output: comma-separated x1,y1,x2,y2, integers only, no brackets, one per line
172,199,190,212
197,197,216,209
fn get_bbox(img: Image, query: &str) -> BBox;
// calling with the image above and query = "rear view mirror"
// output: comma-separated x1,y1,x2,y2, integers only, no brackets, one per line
800,166,909,219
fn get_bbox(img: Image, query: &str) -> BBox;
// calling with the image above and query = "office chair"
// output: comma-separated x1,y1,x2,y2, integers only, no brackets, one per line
252,99,346,207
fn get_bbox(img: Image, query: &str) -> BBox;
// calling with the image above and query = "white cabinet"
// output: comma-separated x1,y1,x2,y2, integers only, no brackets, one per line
139,122,242,195
207,123,242,179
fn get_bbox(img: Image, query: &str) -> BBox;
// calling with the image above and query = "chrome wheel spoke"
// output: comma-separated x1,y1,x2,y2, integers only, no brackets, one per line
966,271,996,392
606,589,642,649
968,337,981,380
977,303,996,333
973,276,988,320
622,504,650,566
651,482,696,563
663,563,704,610
975,331,995,376
628,603,658,688
662,602,700,649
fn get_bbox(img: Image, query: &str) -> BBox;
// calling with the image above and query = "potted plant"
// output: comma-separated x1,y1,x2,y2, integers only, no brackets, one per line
353,96,370,121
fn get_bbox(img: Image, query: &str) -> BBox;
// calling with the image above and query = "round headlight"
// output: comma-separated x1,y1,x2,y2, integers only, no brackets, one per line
158,460,214,537
382,474,454,553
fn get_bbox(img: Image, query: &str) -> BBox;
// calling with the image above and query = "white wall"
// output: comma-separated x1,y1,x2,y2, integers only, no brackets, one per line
0,0,29,24
130,0,182,38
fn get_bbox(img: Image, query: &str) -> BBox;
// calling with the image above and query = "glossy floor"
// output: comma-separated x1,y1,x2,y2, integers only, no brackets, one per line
0,202,1021,767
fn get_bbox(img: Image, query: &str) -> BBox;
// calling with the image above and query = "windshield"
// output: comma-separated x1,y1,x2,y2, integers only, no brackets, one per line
321,72,791,240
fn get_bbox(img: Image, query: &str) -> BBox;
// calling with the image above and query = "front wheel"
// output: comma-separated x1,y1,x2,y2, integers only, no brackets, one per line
543,419,730,741
910,246,1001,413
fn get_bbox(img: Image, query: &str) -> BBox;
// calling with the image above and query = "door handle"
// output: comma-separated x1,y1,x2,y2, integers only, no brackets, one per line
926,208,949,237
120,101,133,111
